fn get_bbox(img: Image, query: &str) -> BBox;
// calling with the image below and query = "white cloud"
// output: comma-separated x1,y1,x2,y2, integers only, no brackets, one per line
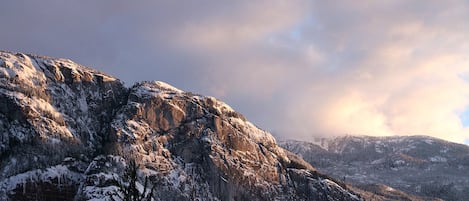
278,1,469,143
169,0,469,143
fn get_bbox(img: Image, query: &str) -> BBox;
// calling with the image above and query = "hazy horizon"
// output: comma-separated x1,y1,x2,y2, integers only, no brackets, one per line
1,1,468,144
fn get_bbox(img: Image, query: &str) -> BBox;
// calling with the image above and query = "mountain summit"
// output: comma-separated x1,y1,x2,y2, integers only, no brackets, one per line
0,51,362,200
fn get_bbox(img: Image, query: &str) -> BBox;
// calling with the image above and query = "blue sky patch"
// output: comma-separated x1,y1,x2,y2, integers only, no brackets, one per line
461,109,469,127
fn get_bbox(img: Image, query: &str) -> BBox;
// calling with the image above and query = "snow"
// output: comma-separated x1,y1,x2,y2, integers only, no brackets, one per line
424,139,434,145
7,124,28,142
394,160,405,165
440,147,449,153
0,165,83,192
323,179,360,200
206,96,235,113
154,81,183,93
429,156,447,163
0,52,47,89
1,68,15,78
375,146,383,153
95,73,116,82
386,186,395,191
228,117,276,145
371,158,385,165
167,170,187,188
0,89,74,140
114,119,155,141
83,185,120,201
49,138,61,144
133,81,188,106
78,95,88,113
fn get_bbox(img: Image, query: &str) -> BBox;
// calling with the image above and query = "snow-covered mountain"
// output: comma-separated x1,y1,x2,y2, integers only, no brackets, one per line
281,135,469,201
0,51,363,200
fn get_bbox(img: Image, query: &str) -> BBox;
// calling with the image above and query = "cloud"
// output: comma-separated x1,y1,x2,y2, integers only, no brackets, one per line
281,0,469,143
1,1,468,143
175,1,308,50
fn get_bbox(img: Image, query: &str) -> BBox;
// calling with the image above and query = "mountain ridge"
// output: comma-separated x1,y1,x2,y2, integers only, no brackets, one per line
281,135,469,201
0,51,362,200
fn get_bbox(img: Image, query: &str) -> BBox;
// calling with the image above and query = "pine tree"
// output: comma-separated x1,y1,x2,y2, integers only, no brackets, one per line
110,159,155,201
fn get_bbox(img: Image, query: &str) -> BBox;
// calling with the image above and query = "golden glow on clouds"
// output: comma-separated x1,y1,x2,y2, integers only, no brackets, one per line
1,0,468,143
172,0,469,143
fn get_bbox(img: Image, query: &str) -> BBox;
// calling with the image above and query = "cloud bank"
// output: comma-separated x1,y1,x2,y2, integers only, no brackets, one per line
1,1,468,143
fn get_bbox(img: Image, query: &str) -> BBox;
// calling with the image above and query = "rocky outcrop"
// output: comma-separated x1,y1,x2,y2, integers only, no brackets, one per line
98,81,363,200
0,51,127,178
0,51,362,200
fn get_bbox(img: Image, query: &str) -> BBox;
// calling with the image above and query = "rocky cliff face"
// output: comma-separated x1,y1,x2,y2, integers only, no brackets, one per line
281,136,469,201
0,51,126,178
0,51,362,201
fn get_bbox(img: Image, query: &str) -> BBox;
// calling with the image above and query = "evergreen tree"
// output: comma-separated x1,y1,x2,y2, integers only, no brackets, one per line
110,159,155,201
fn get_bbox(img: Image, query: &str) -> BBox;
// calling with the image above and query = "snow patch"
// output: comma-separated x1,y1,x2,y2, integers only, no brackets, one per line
394,160,405,165
429,156,447,163
206,96,235,113
0,165,83,193
424,139,434,145
154,81,183,93
386,186,395,192
78,95,88,113
228,117,276,146
371,158,385,165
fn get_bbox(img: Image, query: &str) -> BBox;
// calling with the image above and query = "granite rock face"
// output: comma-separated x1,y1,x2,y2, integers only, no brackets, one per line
0,51,362,201
0,51,127,178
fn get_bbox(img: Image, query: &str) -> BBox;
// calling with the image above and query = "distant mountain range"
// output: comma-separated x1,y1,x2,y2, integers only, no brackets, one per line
281,135,469,201
0,51,363,200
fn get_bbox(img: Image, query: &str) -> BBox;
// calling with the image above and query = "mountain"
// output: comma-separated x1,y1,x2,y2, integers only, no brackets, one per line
281,135,469,201
0,51,363,201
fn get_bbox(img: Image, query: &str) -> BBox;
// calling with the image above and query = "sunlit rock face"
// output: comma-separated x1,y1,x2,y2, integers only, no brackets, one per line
0,51,127,178
0,51,362,201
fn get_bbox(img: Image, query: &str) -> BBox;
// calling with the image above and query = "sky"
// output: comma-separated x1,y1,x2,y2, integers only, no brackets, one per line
1,1,468,144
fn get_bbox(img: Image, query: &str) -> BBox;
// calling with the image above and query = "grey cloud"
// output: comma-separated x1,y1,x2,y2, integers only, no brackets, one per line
1,1,468,143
